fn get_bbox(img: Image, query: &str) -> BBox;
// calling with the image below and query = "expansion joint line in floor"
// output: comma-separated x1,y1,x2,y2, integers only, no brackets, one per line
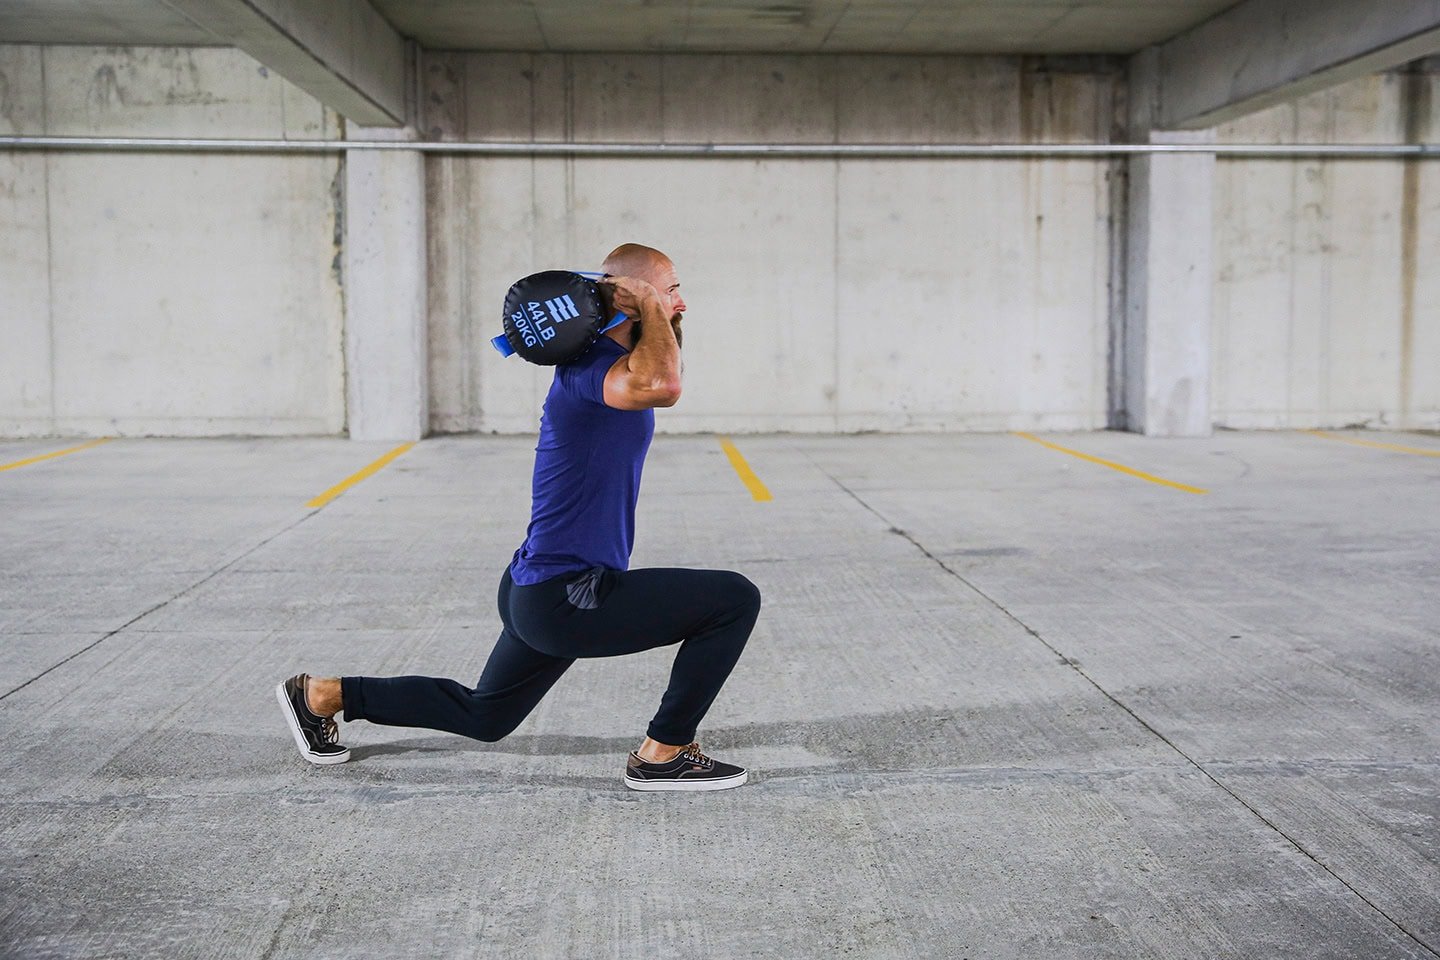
0,510,322,703
814,465,1440,960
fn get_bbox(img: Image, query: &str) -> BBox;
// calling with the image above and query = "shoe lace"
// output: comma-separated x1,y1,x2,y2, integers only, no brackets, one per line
319,717,340,745
681,742,713,768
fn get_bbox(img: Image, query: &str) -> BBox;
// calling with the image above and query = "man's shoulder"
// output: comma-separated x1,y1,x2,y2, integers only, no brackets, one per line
562,337,625,372
582,335,627,362
553,338,626,405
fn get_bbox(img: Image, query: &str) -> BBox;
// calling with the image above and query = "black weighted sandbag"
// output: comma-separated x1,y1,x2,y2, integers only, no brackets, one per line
492,270,624,366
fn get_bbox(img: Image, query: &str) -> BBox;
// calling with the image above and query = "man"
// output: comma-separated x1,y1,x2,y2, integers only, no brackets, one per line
276,243,761,791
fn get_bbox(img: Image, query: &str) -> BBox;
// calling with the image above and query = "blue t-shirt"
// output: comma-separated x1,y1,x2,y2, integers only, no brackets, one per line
509,336,655,585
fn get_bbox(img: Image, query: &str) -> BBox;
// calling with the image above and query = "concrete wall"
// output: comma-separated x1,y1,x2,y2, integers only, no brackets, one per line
423,54,1122,434
3,46,1435,438
0,45,346,437
1212,67,1440,430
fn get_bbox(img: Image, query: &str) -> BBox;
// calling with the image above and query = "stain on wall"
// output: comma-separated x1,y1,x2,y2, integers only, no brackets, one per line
1213,67,1439,430
0,45,347,437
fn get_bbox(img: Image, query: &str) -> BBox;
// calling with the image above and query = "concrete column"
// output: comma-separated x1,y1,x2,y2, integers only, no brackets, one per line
343,131,428,440
1120,51,1215,437
341,38,427,442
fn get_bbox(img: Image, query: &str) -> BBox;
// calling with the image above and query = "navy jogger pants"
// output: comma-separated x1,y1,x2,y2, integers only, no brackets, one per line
341,566,761,746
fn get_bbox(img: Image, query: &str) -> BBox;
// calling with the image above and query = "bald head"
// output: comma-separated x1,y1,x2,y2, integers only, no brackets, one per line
599,242,687,349
602,243,671,281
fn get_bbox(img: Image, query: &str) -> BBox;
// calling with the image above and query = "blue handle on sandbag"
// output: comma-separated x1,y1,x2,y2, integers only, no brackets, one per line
491,332,518,357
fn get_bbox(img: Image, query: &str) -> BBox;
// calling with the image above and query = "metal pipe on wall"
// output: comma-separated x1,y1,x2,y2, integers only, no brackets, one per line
0,136,1436,158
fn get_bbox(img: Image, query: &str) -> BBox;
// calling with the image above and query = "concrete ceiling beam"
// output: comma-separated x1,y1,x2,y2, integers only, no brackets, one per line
1154,0,1440,129
157,0,407,126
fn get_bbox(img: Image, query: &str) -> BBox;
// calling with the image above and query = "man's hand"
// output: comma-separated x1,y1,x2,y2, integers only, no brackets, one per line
596,274,681,411
598,275,661,318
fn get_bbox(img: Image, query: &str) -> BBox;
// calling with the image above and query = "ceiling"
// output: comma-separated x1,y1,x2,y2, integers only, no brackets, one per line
0,0,217,45
375,0,1242,54
0,0,1243,54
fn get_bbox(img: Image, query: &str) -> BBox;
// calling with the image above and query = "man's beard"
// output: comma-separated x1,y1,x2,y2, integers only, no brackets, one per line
631,313,683,349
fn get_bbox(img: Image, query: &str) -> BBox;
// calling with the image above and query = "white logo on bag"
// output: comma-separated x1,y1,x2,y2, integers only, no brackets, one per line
512,298,570,347
545,295,580,323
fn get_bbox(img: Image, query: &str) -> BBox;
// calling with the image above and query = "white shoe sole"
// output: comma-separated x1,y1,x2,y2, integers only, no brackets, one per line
624,769,748,792
275,681,351,765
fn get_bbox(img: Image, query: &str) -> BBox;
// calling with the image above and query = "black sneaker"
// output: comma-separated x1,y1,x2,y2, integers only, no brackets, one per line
275,673,350,765
624,742,747,792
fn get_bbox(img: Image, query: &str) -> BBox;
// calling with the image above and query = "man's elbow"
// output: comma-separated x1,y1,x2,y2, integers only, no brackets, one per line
652,382,682,407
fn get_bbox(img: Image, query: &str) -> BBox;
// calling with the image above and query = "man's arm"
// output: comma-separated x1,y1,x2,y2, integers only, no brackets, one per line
599,276,682,411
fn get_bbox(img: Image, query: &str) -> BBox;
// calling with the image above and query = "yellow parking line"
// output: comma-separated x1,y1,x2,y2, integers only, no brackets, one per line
306,443,415,508
1013,432,1209,495
1303,430,1440,458
718,437,773,502
0,438,112,473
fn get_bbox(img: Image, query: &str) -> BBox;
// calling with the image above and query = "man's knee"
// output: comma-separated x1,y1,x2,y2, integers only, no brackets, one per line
719,570,762,617
461,714,518,743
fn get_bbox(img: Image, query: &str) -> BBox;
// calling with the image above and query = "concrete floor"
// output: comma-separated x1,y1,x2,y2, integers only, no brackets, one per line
1,430,1437,960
